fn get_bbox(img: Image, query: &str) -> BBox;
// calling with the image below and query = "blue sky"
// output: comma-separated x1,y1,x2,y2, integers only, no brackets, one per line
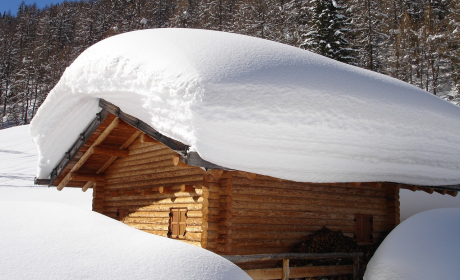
1,0,72,15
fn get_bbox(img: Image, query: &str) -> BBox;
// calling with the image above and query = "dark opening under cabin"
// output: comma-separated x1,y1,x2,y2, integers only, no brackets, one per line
31,29,460,280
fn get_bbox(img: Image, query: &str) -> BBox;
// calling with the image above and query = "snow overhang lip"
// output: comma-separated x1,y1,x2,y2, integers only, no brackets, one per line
35,98,231,187
32,97,460,197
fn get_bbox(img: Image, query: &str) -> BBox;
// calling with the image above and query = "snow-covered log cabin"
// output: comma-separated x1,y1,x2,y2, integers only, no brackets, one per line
31,29,460,278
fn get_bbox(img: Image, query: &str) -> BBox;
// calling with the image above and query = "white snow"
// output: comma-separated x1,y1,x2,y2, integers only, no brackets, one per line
0,125,92,209
29,28,460,186
364,208,460,280
0,201,250,280
0,125,37,186
400,189,460,220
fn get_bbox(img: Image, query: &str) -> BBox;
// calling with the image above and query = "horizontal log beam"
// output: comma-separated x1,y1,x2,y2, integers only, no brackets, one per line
105,174,205,189
446,191,458,197
223,252,362,264
434,189,447,195
159,186,172,194
70,172,105,182
244,265,354,279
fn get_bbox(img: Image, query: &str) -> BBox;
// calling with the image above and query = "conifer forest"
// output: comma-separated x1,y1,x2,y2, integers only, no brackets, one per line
1,0,459,128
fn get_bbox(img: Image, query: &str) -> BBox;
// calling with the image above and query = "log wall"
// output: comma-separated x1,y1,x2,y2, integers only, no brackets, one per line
96,138,206,247
91,131,400,255
208,173,400,255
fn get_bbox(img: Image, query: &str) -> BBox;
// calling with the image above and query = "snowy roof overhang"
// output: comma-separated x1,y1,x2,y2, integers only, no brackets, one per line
30,28,460,188
34,99,459,196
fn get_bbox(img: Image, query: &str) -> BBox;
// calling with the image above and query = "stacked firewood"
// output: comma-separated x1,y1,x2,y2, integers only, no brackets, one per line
291,227,385,280
296,227,359,255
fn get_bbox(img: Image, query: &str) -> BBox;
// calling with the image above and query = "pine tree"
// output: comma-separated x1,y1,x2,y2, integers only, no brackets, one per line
418,2,450,95
301,0,354,64
0,12,19,127
445,0,460,104
349,0,390,72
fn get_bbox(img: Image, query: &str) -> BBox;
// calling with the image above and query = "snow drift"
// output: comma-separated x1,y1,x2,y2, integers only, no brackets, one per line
30,28,460,185
0,201,250,280
364,208,460,280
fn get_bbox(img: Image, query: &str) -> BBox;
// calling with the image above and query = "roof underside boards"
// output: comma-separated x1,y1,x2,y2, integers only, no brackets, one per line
50,114,140,188
35,101,458,196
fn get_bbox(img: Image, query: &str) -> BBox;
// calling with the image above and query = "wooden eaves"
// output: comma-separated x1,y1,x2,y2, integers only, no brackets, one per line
34,99,459,197
34,98,230,188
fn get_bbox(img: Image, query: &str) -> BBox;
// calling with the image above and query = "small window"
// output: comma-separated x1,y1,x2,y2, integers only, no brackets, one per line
355,214,373,243
169,208,187,239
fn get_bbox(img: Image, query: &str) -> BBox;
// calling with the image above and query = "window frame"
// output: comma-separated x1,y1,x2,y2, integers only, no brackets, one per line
354,214,373,244
168,207,187,239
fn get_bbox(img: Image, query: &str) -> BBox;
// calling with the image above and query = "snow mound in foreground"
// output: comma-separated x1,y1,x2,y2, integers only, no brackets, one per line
364,208,460,280
30,28,460,185
0,201,250,280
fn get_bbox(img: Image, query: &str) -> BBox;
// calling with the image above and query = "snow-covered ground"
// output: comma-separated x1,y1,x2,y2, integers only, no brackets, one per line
0,125,250,279
365,208,460,280
30,29,460,186
0,125,92,210
0,201,250,280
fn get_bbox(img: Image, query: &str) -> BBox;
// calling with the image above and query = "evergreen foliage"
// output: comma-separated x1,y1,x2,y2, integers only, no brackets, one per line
0,0,459,128
301,0,354,63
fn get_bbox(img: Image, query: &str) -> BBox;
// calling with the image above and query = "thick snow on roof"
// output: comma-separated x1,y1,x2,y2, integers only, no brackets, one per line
364,208,460,280
0,201,250,280
30,28,460,185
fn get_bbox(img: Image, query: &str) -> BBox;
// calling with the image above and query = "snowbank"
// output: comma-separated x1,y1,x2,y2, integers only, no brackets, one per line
0,201,250,280
30,28,460,185
364,208,460,280
0,125,37,186
0,125,92,209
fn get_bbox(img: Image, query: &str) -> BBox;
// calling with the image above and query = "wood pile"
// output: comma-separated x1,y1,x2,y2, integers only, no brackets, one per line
291,227,385,280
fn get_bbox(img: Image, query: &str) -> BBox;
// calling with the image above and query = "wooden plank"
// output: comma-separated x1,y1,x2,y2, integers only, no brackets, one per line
232,179,387,197
290,265,353,278
421,187,434,194
97,130,142,174
282,259,289,280
93,146,129,157
231,193,384,211
245,265,354,279
434,189,447,195
106,165,197,180
446,191,458,197
70,172,105,182
223,253,362,263
34,178,51,185
104,174,205,189
82,181,95,192
57,117,119,191
92,118,120,147
104,159,178,176
231,185,387,204
105,168,204,185
353,256,360,280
